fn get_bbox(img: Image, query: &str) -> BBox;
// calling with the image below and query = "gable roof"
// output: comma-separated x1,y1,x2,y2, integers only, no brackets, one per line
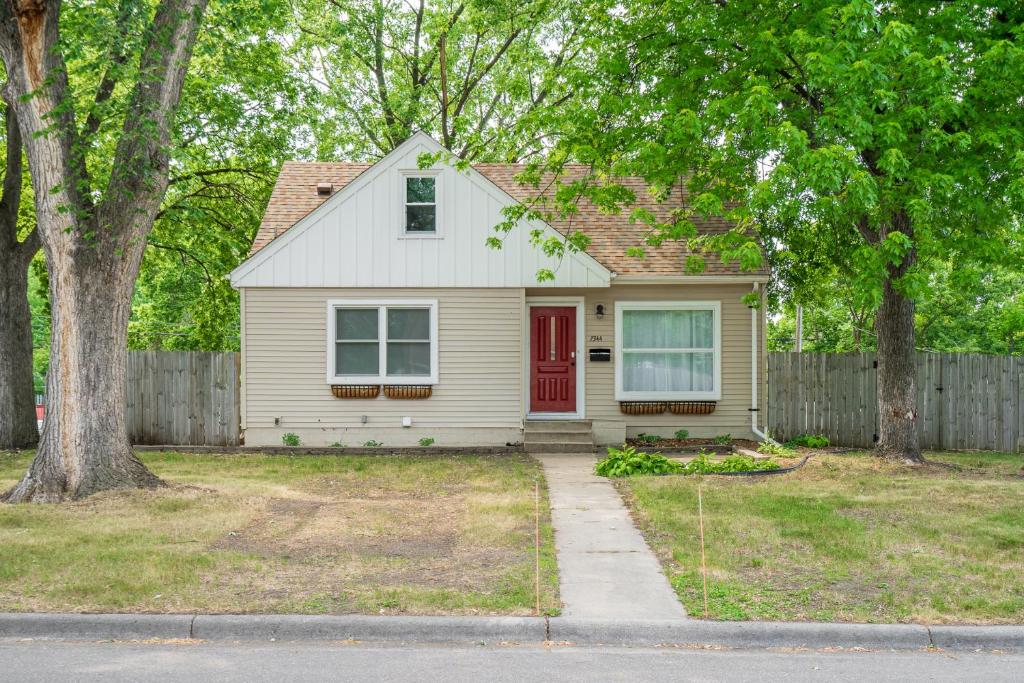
232,132,611,289
248,145,767,278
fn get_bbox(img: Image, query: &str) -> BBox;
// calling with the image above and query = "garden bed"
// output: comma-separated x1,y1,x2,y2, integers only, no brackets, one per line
625,437,760,453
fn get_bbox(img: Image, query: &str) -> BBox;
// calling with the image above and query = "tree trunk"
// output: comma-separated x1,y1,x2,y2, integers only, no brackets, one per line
0,0,208,502
873,214,923,463
0,250,38,449
2,249,161,502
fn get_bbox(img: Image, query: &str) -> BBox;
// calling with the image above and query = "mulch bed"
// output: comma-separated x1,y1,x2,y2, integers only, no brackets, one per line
625,437,761,451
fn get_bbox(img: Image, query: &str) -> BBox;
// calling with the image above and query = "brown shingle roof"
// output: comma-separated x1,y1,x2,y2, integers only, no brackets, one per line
249,161,766,276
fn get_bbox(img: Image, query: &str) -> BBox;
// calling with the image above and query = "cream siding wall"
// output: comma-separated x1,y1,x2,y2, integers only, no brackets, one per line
527,283,764,442
242,287,524,446
241,281,767,447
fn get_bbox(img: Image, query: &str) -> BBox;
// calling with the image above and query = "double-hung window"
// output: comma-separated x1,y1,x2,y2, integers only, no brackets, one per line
327,299,439,385
614,301,721,400
404,175,437,234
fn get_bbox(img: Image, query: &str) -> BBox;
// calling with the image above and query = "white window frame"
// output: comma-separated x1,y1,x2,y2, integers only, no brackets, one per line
614,301,722,401
326,298,439,385
399,170,442,238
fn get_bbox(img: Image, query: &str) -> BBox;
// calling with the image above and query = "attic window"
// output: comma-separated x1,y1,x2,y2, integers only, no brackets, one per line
405,176,436,233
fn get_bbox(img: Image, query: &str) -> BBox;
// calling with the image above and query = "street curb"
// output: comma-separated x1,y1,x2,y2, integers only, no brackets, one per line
929,625,1024,652
549,618,932,650
190,615,545,643
2,613,1022,651
0,614,194,641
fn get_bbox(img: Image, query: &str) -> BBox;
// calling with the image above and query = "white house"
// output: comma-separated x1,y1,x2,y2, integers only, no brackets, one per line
230,132,769,449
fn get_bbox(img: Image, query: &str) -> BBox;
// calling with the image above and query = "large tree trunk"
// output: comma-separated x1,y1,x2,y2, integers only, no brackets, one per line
0,0,209,502
0,248,38,449
873,211,923,463
3,248,160,502
0,97,37,450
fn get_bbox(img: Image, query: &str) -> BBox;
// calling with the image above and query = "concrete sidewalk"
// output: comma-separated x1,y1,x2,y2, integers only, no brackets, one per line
538,454,686,620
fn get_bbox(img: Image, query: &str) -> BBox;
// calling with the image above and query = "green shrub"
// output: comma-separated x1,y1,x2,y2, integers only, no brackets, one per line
329,441,343,448
681,452,781,475
596,446,783,478
282,433,301,447
787,434,830,448
674,429,690,440
595,446,683,477
757,441,797,458
713,434,732,445
418,437,435,447
636,433,662,443
363,440,382,448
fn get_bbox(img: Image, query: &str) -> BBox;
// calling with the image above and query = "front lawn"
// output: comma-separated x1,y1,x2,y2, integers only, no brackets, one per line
617,451,1023,623
0,451,558,616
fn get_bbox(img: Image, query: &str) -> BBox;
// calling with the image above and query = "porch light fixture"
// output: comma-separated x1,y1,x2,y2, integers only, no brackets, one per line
595,304,605,319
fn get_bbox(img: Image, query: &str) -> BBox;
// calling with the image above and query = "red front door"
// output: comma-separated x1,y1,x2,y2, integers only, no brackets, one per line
530,306,577,413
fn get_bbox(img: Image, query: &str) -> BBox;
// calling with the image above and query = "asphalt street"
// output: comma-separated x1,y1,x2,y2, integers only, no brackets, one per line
1,640,1020,682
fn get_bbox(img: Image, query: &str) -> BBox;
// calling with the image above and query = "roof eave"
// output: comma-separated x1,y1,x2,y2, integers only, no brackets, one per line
611,273,770,284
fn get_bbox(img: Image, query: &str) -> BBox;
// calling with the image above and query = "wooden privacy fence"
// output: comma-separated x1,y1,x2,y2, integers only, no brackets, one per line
125,351,240,446
768,352,1024,451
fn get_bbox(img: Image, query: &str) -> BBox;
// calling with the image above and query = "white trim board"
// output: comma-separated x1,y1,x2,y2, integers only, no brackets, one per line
523,296,586,419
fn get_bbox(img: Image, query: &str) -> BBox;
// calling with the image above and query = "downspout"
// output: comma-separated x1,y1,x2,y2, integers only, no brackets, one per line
750,283,775,444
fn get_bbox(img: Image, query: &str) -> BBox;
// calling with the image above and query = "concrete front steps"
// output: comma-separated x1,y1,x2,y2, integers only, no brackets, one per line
524,419,595,454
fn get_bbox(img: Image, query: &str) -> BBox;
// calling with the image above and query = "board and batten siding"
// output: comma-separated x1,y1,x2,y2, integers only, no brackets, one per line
242,287,524,446
230,134,609,290
528,283,766,442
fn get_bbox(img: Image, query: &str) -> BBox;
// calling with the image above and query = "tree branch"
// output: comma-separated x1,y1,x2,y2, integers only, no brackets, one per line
101,0,210,241
146,238,214,286
80,0,137,142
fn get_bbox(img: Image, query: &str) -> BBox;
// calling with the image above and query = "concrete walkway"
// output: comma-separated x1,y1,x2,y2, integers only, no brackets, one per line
539,454,686,620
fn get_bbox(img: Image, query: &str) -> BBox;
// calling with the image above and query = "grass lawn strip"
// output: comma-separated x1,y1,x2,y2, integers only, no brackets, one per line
0,451,558,616
616,451,1023,624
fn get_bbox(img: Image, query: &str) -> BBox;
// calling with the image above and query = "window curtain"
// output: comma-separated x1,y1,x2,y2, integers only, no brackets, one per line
622,309,714,392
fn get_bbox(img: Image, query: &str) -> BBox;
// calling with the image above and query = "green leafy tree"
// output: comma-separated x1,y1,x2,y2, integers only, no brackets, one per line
290,0,584,160
772,260,1024,354
129,0,305,351
529,0,1024,462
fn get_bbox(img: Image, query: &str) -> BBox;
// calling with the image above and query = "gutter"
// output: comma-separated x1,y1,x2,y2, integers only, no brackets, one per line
612,274,770,285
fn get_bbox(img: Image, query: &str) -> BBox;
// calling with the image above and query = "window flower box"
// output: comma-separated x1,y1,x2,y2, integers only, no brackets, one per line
668,401,717,415
619,401,667,415
383,385,432,399
330,384,381,399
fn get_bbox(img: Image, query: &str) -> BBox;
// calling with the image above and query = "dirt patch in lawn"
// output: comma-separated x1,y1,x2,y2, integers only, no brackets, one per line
214,485,518,595
0,451,559,616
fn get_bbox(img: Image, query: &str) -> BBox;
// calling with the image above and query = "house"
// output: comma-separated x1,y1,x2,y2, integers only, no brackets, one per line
229,132,769,449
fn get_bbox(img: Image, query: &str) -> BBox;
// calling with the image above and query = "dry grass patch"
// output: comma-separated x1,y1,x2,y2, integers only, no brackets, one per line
0,451,558,616
617,451,1023,624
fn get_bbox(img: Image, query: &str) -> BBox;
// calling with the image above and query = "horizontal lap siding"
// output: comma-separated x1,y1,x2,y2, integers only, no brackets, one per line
527,283,761,434
243,288,523,430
